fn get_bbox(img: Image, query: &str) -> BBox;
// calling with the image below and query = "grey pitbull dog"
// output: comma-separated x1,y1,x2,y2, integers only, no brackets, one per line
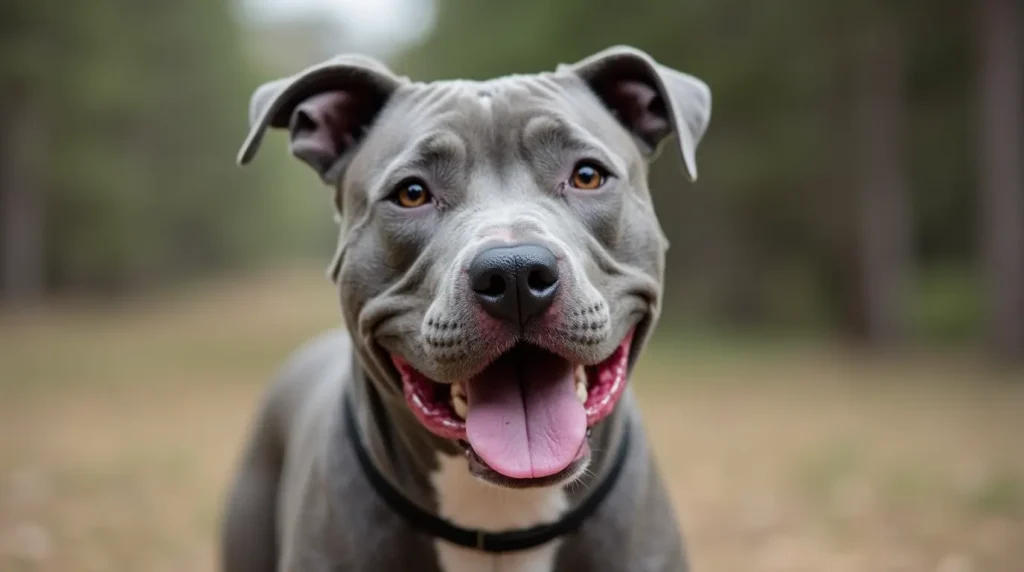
222,45,711,572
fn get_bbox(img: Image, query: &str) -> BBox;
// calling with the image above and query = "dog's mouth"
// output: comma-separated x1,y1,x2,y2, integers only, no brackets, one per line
391,329,634,484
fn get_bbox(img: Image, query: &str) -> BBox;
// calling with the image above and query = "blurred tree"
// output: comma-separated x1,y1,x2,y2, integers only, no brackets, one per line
0,1,52,303
0,0,334,301
0,94,46,304
849,0,913,346
977,0,1024,360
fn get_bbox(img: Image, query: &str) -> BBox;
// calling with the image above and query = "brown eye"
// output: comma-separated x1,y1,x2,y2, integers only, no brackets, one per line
393,179,431,208
569,162,607,190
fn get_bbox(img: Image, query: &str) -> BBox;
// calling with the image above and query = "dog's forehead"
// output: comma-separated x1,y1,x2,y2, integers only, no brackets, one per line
344,71,637,194
413,73,575,112
373,72,620,151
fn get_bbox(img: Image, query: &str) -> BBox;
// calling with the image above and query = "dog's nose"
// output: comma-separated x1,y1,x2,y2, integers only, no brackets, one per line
469,244,560,329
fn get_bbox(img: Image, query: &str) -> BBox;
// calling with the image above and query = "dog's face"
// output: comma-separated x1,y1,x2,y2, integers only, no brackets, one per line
239,47,710,488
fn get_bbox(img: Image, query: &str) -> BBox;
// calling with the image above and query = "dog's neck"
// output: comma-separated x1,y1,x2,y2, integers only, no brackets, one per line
341,353,632,572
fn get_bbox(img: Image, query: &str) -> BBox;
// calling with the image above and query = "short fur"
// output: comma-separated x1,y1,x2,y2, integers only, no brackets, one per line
221,46,711,572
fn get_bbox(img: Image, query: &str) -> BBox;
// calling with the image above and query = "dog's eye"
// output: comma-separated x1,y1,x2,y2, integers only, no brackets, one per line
569,162,607,191
392,179,432,208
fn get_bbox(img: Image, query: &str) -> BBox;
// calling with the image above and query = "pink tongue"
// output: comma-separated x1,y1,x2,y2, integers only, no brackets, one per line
465,349,586,479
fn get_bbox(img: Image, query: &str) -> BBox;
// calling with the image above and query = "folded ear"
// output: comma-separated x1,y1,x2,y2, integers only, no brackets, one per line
560,46,711,181
237,54,405,184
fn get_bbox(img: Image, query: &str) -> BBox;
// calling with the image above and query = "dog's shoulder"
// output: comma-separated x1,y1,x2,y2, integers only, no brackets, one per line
254,328,352,448
276,328,353,385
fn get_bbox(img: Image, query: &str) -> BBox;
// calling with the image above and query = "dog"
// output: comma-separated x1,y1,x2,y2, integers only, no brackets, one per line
221,45,711,572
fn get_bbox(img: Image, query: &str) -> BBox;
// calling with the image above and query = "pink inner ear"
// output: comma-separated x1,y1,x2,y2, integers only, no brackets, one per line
289,91,361,174
609,81,670,144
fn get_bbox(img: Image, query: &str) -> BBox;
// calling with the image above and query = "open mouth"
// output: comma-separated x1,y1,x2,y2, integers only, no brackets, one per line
391,329,634,483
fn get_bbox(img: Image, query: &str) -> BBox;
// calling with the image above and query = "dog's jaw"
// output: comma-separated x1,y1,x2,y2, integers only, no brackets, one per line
392,328,636,487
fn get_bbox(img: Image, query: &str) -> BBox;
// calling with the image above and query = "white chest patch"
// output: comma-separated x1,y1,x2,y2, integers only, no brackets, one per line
430,452,569,572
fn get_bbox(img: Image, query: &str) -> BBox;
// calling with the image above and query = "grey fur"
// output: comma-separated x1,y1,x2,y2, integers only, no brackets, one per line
222,45,710,572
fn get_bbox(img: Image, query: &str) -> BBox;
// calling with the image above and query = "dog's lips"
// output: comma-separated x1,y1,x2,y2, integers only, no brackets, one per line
395,357,466,441
391,329,635,480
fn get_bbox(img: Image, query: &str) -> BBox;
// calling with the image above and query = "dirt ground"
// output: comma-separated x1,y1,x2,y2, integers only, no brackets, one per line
1,267,1022,571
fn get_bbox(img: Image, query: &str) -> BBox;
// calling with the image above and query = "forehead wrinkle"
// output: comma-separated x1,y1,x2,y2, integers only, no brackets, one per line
404,81,465,117
409,131,466,170
372,130,467,196
520,73,566,100
520,114,627,175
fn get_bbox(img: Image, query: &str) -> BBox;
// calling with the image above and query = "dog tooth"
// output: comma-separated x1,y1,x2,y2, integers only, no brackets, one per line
451,381,466,398
450,383,468,419
575,367,588,404
451,393,468,419
576,382,588,404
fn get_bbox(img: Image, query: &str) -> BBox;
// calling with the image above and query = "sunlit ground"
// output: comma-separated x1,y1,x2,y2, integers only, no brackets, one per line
1,265,1022,572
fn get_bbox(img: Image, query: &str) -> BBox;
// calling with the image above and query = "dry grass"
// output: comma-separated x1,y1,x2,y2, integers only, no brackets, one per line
1,266,1022,572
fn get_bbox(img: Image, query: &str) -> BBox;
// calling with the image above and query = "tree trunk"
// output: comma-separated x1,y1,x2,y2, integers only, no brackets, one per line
850,3,913,347
0,91,47,307
978,0,1024,361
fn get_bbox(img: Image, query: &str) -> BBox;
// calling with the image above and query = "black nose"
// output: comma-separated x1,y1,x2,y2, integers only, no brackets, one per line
469,244,560,329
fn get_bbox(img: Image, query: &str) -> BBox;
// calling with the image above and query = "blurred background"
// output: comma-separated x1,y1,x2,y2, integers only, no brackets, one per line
1,0,1021,571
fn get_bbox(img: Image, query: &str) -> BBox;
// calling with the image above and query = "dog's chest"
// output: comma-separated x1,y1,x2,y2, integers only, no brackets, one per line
429,453,568,572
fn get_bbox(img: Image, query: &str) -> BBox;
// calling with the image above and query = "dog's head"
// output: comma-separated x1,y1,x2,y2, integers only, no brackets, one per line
239,46,710,488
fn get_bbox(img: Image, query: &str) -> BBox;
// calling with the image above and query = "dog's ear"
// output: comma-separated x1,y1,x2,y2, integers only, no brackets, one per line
237,55,405,184
560,46,711,181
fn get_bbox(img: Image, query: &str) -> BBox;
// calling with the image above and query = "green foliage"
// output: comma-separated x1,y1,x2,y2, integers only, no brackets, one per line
1,0,334,293
910,264,982,342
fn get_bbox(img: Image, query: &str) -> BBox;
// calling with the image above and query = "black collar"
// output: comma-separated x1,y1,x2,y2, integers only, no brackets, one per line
343,391,632,553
